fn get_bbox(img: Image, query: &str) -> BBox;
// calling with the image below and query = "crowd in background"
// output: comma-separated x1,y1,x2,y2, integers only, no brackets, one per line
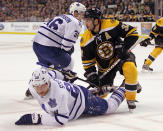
0,0,161,22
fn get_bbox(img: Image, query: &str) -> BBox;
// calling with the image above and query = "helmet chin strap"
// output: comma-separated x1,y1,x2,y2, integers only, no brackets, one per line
47,81,51,89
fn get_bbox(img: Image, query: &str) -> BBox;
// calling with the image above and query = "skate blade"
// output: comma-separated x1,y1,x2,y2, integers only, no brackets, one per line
141,69,153,73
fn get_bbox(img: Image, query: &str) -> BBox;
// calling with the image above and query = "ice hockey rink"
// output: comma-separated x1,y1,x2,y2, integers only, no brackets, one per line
0,34,163,131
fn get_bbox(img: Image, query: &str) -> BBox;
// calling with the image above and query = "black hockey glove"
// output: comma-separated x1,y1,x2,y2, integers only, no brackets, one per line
85,72,99,87
63,70,78,83
140,38,151,47
15,113,41,125
115,45,129,60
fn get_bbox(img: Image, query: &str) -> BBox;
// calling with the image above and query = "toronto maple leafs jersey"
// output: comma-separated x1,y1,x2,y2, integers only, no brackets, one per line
29,78,86,126
34,14,82,52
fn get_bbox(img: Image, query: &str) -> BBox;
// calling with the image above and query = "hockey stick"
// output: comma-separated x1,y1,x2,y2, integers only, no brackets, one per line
89,85,119,96
36,62,99,88
36,62,121,95
147,42,155,46
99,37,144,79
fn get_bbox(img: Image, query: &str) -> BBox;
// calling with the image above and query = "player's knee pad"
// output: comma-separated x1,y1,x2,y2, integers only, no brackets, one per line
122,62,138,84
150,47,163,58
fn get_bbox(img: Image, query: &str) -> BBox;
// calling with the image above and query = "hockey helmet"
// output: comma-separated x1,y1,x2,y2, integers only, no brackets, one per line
69,2,86,16
31,68,50,87
156,17,163,27
84,8,102,19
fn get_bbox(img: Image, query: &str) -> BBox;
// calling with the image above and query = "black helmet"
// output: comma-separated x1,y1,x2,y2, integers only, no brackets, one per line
84,8,102,19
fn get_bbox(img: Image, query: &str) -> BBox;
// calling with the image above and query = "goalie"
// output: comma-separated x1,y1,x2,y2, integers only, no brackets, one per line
140,17,163,71
15,68,125,126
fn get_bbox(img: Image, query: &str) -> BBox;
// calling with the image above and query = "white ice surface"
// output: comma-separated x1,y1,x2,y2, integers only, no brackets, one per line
0,34,163,131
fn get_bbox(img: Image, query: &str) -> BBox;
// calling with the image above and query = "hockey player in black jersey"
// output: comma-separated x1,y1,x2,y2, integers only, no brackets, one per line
80,8,139,110
140,17,163,71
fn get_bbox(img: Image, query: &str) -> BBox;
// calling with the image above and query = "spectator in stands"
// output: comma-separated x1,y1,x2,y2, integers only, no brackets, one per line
0,0,156,22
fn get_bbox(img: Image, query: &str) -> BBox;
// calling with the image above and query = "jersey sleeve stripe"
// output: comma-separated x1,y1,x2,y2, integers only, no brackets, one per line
41,26,75,43
54,113,69,125
83,63,96,69
38,31,73,48
68,91,84,120
69,97,78,116
72,92,82,119
126,28,137,37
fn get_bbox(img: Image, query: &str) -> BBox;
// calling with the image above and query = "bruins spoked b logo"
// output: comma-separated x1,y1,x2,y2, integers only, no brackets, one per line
97,41,114,60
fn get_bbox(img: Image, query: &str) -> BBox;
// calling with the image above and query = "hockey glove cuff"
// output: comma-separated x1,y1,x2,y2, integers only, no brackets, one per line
63,70,78,83
85,72,99,87
15,113,41,125
115,45,129,60
140,38,151,47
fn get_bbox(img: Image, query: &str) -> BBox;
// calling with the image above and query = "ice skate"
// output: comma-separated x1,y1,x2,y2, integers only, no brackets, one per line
127,100,136,111
142,64,153,72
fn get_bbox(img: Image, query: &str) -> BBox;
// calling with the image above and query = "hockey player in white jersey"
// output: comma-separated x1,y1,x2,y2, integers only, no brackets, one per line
15,68,125,126
33,2,86,71
33,14,82,71
69,2,86,22
25,2,86,99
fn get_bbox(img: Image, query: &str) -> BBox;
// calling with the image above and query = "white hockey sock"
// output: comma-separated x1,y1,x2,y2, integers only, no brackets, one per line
106,87,125,114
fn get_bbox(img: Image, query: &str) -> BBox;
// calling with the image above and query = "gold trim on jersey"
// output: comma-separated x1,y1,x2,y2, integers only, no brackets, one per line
126,28,137,37
97,57,119,72
99,19,119,33
80,30,95,47
82,59,96,69
83,62,96,69
82,58,96,64
127,33,139,37
80,19,119,48
151,31,163,36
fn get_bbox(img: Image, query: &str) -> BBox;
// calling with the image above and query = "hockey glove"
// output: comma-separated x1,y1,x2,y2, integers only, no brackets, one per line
85,72,99,87
115,45,129,60
140,38,151,47
63,70,78,83
15,113,41,125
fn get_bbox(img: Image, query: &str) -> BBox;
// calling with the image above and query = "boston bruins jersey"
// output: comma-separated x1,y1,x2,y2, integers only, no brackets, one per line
150,17,163,38
80,19,139,73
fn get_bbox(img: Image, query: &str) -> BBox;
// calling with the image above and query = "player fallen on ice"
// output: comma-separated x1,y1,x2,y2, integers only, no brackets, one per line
15,68,125,126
